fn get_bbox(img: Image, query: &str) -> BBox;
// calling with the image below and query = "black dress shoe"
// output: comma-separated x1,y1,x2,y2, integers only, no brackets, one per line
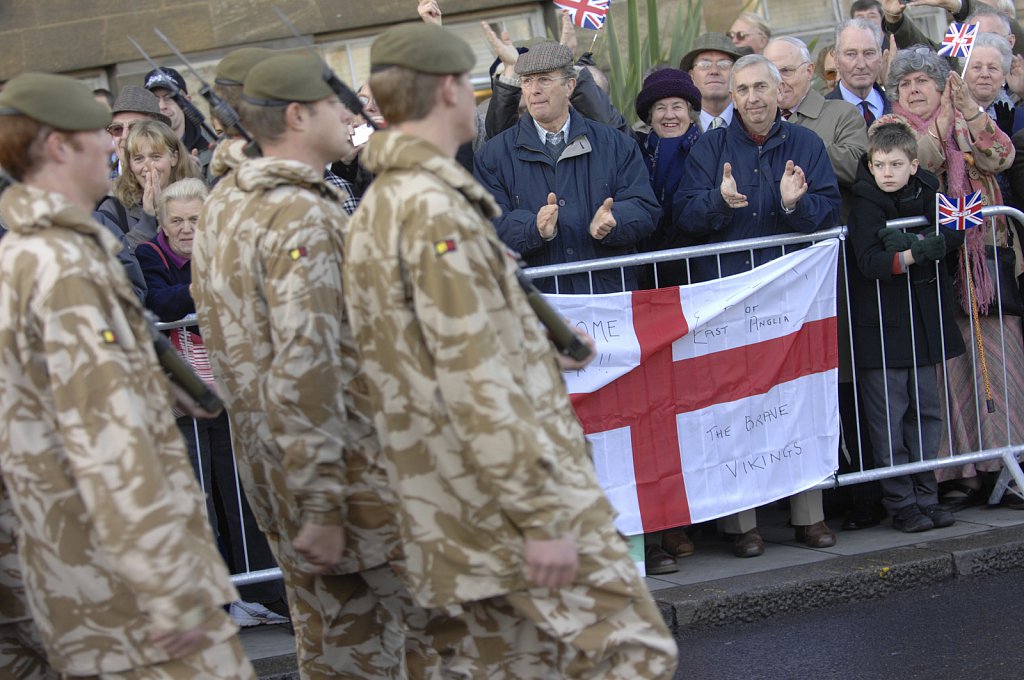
841,504,887,531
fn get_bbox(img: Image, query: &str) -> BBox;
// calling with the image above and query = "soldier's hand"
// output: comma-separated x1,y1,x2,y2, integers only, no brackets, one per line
780,160,807,211
293,522,345,574
720,162,748,209
537,192,559,240
151,627,206,659
169,381,223,420
589,197,615,239
556,325,597,371
524,534,579,588
417,0,442,25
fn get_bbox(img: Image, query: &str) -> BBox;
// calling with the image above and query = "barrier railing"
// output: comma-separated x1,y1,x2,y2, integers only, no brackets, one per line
159,206,1024,587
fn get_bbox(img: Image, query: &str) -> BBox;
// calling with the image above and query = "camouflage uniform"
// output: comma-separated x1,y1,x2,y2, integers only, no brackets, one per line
192,156,471,679
343,130,678,678
0,484,56,679
0,183,253,678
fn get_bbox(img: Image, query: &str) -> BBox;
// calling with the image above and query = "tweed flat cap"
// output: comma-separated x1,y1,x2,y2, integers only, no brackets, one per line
110,85,171,126
371,23,475,74
515,42,573,76
678,32,743,71
216,47,277,86
0,72,111,131
144,67,187,94
242,53,333,105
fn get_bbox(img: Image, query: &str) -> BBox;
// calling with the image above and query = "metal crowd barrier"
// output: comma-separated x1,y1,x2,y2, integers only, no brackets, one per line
157,206,1024,588
522,205,1024,505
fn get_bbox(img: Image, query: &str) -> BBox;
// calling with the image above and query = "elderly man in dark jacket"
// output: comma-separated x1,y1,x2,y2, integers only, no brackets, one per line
474,42,660,293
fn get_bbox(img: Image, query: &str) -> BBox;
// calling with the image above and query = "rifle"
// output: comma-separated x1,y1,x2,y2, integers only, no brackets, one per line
271,6,378,129
152,28,253,143
126,36,220,141
509,251,594,363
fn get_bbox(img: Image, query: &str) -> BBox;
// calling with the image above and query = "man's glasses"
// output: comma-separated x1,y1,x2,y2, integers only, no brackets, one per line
106,123,127,137
693,59,734,72
520,75,569,89
726,31,749,42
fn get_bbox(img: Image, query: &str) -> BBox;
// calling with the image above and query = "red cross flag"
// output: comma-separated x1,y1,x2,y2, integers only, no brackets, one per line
549,240,840,535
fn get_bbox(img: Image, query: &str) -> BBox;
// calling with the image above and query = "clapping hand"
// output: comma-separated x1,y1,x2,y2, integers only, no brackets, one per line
720,162,749,209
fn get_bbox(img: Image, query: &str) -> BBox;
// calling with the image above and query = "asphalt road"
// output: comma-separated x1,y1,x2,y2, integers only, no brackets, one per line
673,570,1024,680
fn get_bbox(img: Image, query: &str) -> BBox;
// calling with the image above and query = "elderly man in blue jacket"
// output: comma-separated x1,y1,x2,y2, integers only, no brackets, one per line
676,54,842,285
475,41,660,293
676,54,841,558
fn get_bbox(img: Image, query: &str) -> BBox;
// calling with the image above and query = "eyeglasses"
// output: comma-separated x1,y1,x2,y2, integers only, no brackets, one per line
520,75,569,89
726,31,749,42
693,59,735,72
106,123,127,137
777,62,811,79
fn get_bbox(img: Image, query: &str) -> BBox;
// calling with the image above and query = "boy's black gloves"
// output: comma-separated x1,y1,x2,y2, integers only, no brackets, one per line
910,234,947,262
877,227,915,252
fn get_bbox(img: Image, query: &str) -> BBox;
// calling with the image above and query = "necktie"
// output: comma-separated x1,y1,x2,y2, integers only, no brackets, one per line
859,100,875,126
781,108,793,121
545,131,565,158
709,116,725,130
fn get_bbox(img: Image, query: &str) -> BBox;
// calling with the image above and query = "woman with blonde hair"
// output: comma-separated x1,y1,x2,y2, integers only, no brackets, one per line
95,119,198,249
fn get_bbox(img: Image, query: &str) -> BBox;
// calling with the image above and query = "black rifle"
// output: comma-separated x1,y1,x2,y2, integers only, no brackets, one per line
152,28,252,143
509,251,593,363
127,35,220,141
271,6,378,129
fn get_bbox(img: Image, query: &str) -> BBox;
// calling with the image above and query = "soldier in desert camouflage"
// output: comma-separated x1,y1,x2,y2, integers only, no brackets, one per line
191,52,474,679
344,22,679,679
0,73,254,679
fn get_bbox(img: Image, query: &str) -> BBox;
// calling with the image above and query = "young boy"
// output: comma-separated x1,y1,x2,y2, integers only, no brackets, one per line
847,121,966,533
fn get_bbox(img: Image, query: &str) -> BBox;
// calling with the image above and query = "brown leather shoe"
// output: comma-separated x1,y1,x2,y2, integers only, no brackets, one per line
795,520,837,548
732,528,764,558
662,530,695,557
645,545,679,575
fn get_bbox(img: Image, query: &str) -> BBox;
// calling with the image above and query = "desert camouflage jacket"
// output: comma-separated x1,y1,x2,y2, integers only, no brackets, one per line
209,137,249,180
192,156,398,575
344,131,616,607
0,184,237,675
0,481,29,625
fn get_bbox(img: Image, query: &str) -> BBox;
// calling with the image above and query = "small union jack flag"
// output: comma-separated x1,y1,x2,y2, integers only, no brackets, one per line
554,0,610,30
936,190,984,231
937,22,978,59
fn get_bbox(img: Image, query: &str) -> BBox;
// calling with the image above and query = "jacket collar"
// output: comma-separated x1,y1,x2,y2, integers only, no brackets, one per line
727,110,787,147
0,183,122,258
516,109,592,162
793,88,826,120
361,130,501,219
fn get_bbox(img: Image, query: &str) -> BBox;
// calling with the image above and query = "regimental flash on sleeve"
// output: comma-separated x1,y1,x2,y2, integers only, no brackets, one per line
434,239,457,256
289,247,308,261
100,329,117,344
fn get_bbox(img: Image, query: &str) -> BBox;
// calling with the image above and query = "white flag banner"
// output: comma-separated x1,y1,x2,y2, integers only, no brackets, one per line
549,240,841,535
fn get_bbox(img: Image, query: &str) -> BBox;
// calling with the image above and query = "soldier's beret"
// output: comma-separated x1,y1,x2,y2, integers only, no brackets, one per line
216,47,277,86
370,23,475,75
515,42,574,77
242,53,334,105
0,72,111,130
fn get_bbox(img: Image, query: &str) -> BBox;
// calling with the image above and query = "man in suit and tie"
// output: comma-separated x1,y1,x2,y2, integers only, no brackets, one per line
679,32,743,132
827,19,891,125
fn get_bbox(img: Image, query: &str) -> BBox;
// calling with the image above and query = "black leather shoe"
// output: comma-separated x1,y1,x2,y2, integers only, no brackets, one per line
892,504,934,533
919,504,955,528
841,504,887,531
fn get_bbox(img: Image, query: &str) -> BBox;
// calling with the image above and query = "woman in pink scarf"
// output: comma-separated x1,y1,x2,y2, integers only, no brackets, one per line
875,45,1023,507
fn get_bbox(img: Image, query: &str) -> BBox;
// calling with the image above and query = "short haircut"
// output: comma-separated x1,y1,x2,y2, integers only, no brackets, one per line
967,4,1013,34
849,0,883,18
212,82,244,135
0,115,51,181
158,177,209,225
868,121,919,163
768,36,812,64
369,67,446,125
885,45,950,102
729,54,782,90
735,12,772,40
238,100,317,145
835,18,884,52
972,32,1013,73
114,119,197,209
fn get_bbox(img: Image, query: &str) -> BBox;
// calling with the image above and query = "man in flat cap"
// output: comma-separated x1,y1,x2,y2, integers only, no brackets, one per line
680,32,744,131
345,23,677,678
474,40,660,294
192,52,467,678
105,84,171,178
0,72,254,678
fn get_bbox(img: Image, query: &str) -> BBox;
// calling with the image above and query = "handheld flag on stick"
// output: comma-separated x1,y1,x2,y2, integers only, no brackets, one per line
554,0,610,31
937,22,978,77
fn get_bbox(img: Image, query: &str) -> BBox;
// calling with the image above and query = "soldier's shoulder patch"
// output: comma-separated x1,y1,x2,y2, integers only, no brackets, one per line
289,247,308,261
100,329,117,344
434,239,457,257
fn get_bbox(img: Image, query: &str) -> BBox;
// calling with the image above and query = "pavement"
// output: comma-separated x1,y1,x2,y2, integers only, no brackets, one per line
240,500,1024,678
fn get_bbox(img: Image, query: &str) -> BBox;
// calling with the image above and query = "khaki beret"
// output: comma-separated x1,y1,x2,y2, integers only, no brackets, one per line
0,72,111,131
242,53,333,105
371,23,475,75
216,47,277,86
515,42,574,76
